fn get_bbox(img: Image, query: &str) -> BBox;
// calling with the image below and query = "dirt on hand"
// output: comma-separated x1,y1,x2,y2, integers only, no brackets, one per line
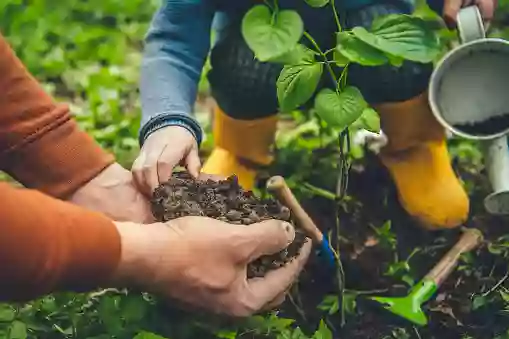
150,172,307,278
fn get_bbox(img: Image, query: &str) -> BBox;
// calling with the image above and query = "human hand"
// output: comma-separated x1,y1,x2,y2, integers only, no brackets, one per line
69,163,154,223
442,0,497,27
112,217,312,316
132,126,201,197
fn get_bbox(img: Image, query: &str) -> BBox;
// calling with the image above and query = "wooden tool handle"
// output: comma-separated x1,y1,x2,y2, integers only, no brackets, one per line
266,176,323,243
423,228,483,286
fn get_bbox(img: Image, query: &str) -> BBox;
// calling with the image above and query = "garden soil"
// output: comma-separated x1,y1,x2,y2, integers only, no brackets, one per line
265,151,509,339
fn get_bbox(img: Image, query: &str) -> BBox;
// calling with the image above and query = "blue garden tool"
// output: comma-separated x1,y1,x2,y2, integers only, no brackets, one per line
266,176,336,268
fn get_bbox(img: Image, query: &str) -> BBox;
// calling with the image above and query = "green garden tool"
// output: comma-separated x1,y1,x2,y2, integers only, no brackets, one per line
368,228,483,326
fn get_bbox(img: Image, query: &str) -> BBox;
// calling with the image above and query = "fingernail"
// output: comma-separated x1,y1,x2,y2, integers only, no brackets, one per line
282,222,295,243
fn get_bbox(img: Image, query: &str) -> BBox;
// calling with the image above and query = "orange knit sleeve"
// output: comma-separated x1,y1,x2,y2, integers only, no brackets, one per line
0,182,122,302
0,32,115,198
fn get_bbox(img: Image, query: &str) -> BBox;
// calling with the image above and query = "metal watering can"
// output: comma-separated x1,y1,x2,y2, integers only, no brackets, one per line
429,5,509,215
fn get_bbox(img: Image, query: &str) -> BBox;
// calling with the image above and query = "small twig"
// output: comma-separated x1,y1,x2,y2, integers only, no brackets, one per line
414,326,422,339
345,288,390,296
287,290,308,322
482,270,509,297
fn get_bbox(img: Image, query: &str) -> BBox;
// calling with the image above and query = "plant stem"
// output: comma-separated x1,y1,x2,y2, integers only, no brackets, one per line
302,182,337,200
337,63,349,92
287,60,342,68
329,0,342,32
303,31,338,86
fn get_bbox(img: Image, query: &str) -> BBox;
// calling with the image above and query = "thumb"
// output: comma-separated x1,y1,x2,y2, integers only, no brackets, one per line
236,220,296,264
185,147,202,179
477,0,496,22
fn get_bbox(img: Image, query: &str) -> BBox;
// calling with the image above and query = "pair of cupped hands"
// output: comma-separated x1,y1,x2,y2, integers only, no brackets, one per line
69,126,312,317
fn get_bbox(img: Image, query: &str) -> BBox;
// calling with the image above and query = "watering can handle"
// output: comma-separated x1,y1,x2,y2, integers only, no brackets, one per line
423,228,483,286
456,5,486,44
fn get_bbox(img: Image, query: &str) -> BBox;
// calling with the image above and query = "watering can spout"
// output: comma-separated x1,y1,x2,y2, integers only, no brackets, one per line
482,137,509,214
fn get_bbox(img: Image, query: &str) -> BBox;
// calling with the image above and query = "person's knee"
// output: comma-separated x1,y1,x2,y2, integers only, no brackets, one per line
341,1,433,104
207,32,281,120
348,61,433,104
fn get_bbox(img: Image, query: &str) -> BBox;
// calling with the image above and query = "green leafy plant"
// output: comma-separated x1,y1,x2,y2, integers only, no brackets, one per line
241,0,442,135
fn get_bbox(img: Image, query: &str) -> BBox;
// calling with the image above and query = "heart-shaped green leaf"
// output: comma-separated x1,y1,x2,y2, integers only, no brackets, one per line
314,87,367,131
241,5,304,62
335,32,388,66
277,62,323,112
352,107,381,133
351,14,441,63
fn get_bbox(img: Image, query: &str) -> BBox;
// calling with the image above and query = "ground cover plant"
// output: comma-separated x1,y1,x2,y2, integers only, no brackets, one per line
4,0,509,338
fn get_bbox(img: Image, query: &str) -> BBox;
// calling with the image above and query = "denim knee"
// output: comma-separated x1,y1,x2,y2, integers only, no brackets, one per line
207,30,282,120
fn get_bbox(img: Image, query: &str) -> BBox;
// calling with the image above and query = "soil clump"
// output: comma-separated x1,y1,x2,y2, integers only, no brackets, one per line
151,172,307,278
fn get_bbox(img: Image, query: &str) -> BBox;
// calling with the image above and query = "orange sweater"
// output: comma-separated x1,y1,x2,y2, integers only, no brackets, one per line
0,33,122,301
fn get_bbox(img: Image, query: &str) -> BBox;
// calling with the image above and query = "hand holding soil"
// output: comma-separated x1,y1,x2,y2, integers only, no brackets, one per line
151,172,309,277
68,163,155,223
112,217,312,317
132,126,202,196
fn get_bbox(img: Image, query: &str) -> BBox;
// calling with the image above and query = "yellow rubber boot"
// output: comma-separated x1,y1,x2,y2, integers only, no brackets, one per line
375,92,469,230
201,106,278,191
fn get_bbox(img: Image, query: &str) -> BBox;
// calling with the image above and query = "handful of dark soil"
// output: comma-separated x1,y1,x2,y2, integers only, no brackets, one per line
150,172,307,278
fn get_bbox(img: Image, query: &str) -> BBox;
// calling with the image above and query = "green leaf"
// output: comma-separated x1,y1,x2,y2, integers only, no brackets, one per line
0,305,15,322
314,87,367,131
9,321,27,339
500,290,509,303
215,329,238,339
248,314,295,334
133,331,168,339
304,0,330,7
242,5,304,61
402,274,415,287
270,44,316,65
351,14,441,63
277,62,323,112
120,294,147,322
313,320,333,339
332,48,350,67
352,107,380,133
317,295,340,315
472,295,488,310
335,32,388,66
342,292,358,315
278,327,307,339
